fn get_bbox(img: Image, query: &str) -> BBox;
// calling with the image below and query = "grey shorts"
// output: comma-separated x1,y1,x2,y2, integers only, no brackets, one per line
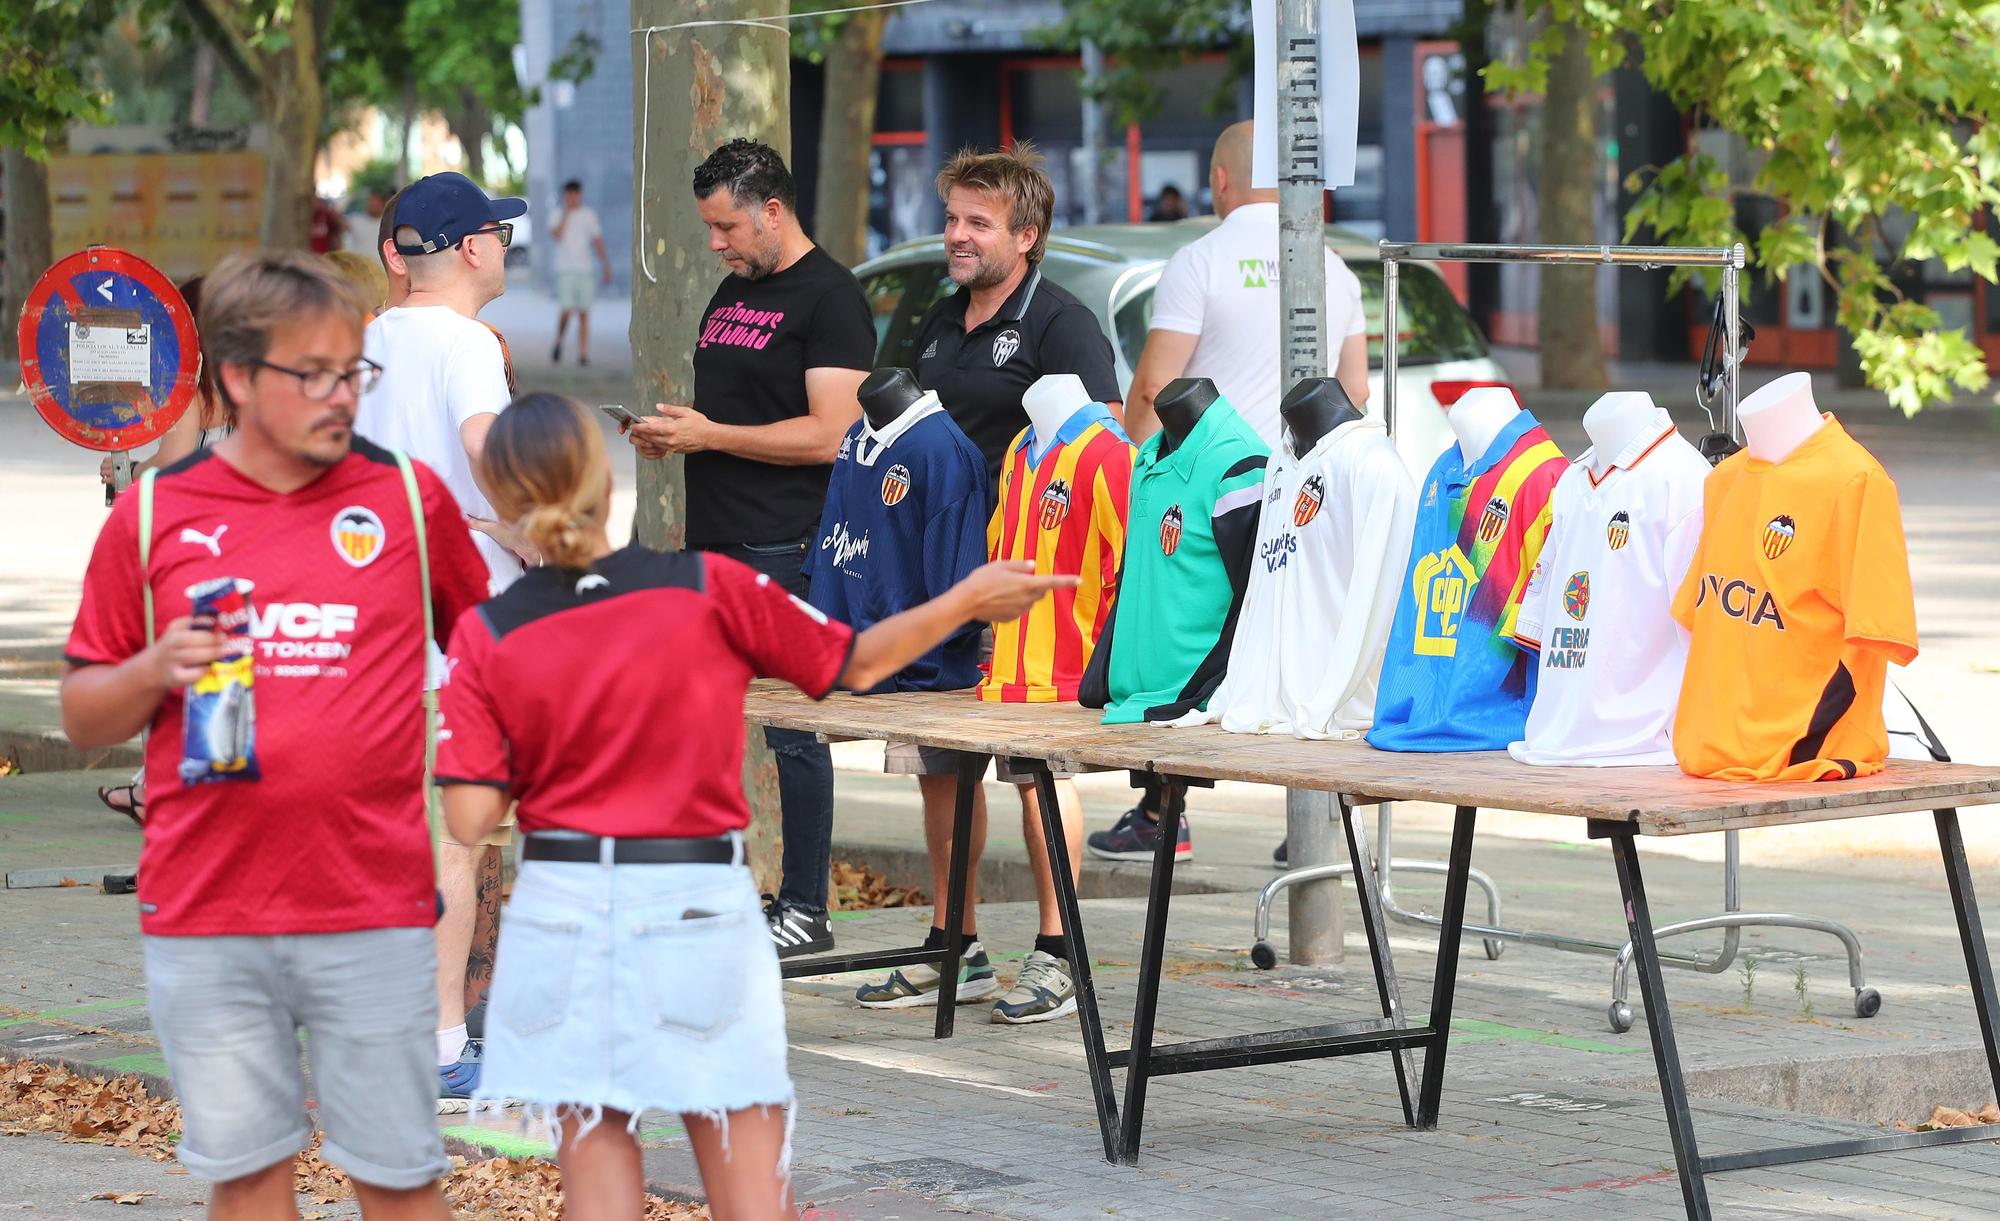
143,927,448,1188
883,741,1072,785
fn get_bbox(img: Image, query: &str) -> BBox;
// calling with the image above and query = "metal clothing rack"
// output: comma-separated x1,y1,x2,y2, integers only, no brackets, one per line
1250,240,1881,1031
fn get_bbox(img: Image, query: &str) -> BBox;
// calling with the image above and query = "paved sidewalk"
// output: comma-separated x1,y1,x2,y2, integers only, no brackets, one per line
6,769,1999,1218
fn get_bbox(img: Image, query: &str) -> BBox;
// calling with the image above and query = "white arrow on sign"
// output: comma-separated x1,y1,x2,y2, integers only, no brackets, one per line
97,279,114,303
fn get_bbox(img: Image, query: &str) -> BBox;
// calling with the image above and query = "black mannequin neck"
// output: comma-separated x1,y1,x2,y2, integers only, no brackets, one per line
1154,378,1219,456
858,367,927,430
1279,378,1364,459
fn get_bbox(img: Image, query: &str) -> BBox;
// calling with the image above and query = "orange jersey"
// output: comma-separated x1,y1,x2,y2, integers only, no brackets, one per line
981,407,1134,702
1671,417,1917,781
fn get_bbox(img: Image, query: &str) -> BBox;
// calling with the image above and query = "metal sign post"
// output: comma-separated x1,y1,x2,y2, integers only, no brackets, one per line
17,246,200,504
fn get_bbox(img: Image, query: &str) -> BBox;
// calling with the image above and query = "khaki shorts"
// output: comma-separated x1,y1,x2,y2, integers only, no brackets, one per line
883,741,1072,786
427,784,517,848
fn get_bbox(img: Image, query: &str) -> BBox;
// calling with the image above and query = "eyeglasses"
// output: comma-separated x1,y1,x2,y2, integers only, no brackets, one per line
250,358,384,400
467,223,514,249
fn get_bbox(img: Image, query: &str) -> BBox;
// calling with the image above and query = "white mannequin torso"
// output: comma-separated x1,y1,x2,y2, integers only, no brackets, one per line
1448,387,1521,465
1738,371,1825,463
1582,391,1661,476
1023,373,1093,450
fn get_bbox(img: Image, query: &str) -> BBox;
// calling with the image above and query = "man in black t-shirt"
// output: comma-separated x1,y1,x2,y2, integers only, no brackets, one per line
628,139,874,958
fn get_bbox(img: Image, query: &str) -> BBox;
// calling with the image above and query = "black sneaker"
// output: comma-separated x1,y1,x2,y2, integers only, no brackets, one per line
1085,804,1193,862
551,343,562,364
765,900,834,958
465,995,487,1041
1273,838,1289,868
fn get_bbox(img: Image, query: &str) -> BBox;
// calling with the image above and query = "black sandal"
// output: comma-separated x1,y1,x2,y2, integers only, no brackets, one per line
96,784,144,828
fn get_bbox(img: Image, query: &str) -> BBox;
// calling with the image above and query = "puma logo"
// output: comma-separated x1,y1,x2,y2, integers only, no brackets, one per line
180,524,228,557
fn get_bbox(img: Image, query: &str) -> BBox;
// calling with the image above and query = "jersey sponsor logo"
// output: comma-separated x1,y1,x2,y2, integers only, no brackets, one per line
1293,475,1325,527
1237,258,1277,289
921,339,939,360
1542,624,1592,670
246,602,361,664
1411,545,1477,657
1160,504,1184,557
992,329,1021,367
1606,510,1631,551
331,506,386,568
1477,497,1510,543
1563,571,1591,620
1038,478,1072,530
822,521,871,568
1260,531,1298,573
1693,573,1787,631
179,524,228,557
1762,514,1797,559
880,464,912,507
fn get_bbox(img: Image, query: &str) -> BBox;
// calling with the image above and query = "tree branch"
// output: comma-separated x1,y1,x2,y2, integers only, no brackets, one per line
176,0,260,97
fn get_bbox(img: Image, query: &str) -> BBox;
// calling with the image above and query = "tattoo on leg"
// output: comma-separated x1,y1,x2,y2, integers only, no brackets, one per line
465,846,502,1010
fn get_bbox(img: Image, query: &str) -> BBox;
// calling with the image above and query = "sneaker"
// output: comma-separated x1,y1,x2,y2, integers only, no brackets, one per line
436,1043,481,1114
765,900,834,958
991,950,1077,1024
854,941,999,1008
1273,838,1289,868
464,995,487,1041
550,343,562,364
1085,804,1193,862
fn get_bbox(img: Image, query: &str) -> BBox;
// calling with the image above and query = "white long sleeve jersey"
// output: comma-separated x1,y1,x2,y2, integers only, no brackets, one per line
1180,417,1417,738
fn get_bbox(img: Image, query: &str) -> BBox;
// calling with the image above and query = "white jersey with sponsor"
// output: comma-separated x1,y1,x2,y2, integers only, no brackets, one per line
1148,202,1367,449
1176,416,1415,737
1509,409,1708,766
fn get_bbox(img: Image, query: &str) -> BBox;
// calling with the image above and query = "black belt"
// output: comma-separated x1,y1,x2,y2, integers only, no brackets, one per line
521,834,737,865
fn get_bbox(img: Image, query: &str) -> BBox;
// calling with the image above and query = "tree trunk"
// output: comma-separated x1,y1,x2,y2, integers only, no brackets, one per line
631,0,793,896
257,3,323,249
1535,20,1607,389
189,41,216,126
448,88,489,186
398,74,418,178
813,9,886,266
2,148,53,363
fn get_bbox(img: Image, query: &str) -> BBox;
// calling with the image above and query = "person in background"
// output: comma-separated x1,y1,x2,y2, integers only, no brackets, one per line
353,169,529,1111
324,250,391,317
309,196,347,254
346,188,390,261
1092,118,1369,869
549,179,612,366
441,393,1073,1221
1149,183,1190,222
624,138,873,961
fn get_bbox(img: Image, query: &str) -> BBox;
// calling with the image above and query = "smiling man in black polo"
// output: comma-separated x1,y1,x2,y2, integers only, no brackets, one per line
910,144,1123,490
857,143,1122,1028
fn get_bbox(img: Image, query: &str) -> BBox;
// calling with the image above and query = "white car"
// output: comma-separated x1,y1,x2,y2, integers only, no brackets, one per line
853,219,1514,477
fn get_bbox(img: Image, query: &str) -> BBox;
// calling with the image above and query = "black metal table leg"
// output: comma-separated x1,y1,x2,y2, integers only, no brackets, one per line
1599,821,1712,1220
1340,796,1417,1128
1034,765,1120,1162
931,755,981,1039
1415,804,1476,1129
1935,809,2000,1087
1117,777,1185,1164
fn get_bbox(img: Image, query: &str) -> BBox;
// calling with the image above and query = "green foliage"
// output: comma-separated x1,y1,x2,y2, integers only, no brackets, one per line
1047,0,1248,130
1491,0,2000,413
0,0,122,158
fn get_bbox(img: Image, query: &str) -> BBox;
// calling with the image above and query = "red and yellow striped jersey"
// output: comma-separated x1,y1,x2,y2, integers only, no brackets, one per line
981,404,1134,702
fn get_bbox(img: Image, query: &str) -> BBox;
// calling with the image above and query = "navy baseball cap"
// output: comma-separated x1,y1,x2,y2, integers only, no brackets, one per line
390,172,527,255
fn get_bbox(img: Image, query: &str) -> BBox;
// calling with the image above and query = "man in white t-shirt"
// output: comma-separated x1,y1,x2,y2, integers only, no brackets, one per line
549,179,611,366
352,169,527,1111
1124,120,1370,449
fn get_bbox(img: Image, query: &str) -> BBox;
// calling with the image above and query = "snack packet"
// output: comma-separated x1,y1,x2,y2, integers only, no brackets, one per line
179,577,260,785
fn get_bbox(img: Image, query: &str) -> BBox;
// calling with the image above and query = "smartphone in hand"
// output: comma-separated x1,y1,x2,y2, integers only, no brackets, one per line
600,404,642,429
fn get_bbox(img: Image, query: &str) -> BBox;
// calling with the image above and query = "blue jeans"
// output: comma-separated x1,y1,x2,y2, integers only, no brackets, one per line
710,538,835,914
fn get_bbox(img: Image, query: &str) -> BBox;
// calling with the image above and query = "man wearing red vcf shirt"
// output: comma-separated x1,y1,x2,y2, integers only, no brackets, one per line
61,252,490,1219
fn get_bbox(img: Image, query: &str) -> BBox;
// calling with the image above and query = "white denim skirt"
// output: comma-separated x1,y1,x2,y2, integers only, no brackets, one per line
475,835,793,1138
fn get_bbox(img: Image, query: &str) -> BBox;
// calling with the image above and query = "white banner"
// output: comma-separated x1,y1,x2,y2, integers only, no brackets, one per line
1250,0,1360,190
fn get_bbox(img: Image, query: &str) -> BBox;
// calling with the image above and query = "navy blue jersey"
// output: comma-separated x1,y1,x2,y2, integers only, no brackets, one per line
804,397,989,692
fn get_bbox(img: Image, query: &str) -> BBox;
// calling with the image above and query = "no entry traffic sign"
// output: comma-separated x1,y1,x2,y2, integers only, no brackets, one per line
18,246,200,452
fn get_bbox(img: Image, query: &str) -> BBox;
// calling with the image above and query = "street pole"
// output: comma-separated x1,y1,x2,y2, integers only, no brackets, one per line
1079,39,1106,225
1276,0,1342,965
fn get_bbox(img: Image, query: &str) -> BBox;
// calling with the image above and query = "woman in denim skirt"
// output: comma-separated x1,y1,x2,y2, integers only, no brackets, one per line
434,394,1075,1219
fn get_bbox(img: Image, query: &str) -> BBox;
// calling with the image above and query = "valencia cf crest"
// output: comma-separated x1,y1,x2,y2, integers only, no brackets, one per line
992,329,1021,367
1160,504,1185,556
881,464,913,507
331,506,385,568
1477,497,1510,543
1038,478,1073,530
1606,510,1631,551
1762,514,1796,559
1563,571,1591,621
1293,474,1325,527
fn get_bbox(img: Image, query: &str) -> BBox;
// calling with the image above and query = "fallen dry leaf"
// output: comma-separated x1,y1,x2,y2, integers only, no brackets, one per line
829,859,929,911
88,1190,156,1204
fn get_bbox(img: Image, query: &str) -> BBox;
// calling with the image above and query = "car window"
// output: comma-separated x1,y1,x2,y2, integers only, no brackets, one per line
862,262,956,367
1110,259,1490,371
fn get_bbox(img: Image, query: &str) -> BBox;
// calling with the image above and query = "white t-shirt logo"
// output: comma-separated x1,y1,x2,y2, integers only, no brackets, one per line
992,329,1020,367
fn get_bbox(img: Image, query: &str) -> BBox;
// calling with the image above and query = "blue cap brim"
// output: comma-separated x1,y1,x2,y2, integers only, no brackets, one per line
488,197,528,222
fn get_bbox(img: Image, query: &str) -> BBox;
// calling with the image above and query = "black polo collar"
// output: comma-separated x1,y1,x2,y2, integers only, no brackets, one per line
943,264,1044,332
